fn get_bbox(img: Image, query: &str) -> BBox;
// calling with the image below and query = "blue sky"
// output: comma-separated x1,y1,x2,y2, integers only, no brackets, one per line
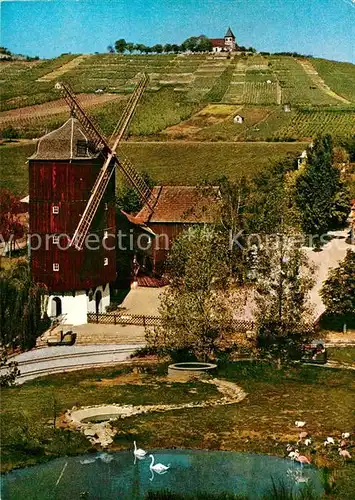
1,0,354,62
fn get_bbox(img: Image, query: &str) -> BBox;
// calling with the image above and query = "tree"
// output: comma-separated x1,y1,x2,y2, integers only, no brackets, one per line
181,37,199,52
181,36,212,53
146,226,237,360
0,189,26,256
0,259,49,350
0,348,20,387
143,46,152,54
116,171,155,214
163,44,172,53
248,156,300,235
295,135,349,239
152,44,163,54
254,235,315,367
126,42,135,54
0,47,11,55
329,181,351,228
134,44,146,54
115,39,127,54
1,126,19,140
198,37,213,53
207,176,252,281
171,44,181,54
333,146,350,166
320,250,355,320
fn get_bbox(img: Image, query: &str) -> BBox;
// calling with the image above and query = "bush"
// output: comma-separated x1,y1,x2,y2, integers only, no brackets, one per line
1,126,19,140
0,348,20,387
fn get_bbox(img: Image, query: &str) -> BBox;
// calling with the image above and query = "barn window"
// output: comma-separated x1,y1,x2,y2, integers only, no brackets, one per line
104,257,108,266
53,263,60,271
53,235,59,245
52,205,59,214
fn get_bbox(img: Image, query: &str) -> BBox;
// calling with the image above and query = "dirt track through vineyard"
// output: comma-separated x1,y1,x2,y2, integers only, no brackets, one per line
0,93,123,126
297,59,351,104
36,55,89,81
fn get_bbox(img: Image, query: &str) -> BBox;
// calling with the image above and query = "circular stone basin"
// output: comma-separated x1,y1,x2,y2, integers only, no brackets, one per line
168,362,217,379
81,414,121,424
70,405,124,425
2,449,324,500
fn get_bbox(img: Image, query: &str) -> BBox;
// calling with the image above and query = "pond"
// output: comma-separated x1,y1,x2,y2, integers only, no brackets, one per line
1,449,324,500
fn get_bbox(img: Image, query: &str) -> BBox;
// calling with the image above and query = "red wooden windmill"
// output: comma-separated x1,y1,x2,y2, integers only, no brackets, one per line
29,75,155,325
56,74,156,250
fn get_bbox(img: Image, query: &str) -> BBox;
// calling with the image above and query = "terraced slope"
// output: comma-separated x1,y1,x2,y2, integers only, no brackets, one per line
312,58,355,103
37,55,90,82
1,54,354,142
297,59,351,104
0,93,123,127
268,56,340,105
0,55,78,111
271,107,355,140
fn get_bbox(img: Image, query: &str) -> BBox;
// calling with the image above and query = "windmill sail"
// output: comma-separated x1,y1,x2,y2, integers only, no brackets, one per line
109,73,149,145
55,75,156,250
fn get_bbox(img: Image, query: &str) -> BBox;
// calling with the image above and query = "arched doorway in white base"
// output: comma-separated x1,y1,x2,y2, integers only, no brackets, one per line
51,297,62,317
95,290,102,314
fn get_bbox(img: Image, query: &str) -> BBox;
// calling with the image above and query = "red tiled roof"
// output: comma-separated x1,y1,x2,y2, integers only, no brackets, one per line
210,38,226,48
137,186,220,224
120,210,156,235
137,275,168,288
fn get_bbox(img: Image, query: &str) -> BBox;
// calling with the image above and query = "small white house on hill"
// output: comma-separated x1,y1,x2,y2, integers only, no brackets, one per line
233,114,244,124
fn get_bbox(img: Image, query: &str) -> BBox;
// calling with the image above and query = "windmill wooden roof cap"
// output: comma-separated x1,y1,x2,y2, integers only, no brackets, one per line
29,117,100,161
137,185,220,224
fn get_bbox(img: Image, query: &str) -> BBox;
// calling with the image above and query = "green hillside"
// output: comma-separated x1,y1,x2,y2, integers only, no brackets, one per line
0,55,78,111
0,53,354,143
0,141,307,196
312,58,355,102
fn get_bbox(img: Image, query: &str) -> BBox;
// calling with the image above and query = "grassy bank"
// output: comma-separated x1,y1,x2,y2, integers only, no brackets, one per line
328,347,355,364
0,141,306,196
1,361,354,498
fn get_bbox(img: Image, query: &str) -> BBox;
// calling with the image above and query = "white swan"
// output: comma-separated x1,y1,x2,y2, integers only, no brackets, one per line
149,454,170,473
98,452,114,463
133,441,147,458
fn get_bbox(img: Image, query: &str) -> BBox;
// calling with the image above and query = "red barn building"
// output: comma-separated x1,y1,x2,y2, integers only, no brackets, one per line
135,185,218,274
29,117,116,324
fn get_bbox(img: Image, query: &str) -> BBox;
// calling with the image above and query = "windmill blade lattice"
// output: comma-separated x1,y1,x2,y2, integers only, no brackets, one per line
55,76,156,251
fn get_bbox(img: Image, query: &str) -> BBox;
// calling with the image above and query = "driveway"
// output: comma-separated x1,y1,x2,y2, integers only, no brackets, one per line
120,286,166,316
305,228,354,320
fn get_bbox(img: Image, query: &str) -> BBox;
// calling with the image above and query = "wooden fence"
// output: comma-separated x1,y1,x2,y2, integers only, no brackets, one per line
87,312,254,331
87,313,163,327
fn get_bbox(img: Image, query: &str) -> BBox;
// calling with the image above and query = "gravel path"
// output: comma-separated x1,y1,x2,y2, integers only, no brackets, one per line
9,344,144,384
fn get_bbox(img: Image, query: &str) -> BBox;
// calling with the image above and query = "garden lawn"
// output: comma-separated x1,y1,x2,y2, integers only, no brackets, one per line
328,347,355,364
0,364,219,472
1,361,354,498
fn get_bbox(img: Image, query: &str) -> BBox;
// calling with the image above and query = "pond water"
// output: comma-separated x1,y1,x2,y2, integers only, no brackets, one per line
1,449,324,500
